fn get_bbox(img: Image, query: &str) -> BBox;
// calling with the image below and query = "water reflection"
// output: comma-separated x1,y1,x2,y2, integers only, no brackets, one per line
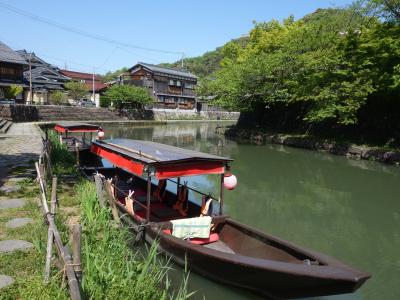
103,122,400,300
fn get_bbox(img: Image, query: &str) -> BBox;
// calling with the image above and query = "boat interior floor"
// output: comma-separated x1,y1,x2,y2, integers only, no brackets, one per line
203,240,235,254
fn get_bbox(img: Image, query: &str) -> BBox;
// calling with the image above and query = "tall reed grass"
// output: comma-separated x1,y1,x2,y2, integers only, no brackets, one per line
77,181,194,299
48,130,77,176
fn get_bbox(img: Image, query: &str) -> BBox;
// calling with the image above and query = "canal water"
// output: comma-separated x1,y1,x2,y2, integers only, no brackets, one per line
103,121,400,300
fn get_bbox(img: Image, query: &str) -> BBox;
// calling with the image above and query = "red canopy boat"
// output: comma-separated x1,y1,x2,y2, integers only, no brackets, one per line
54,122,103,152
89,138,370,299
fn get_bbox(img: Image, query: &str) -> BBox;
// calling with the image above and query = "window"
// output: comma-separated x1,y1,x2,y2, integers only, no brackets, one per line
157,95,164,102
176,81,181,87
169,79,174,86
185,83,194,89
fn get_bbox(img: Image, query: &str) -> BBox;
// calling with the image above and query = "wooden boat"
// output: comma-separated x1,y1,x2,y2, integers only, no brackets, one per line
88,138,370,299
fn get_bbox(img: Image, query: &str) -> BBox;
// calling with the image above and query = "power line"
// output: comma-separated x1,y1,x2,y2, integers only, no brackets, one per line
0,1,184,57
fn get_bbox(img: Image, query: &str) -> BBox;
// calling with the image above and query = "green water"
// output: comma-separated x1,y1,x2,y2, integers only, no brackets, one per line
103,122,400,300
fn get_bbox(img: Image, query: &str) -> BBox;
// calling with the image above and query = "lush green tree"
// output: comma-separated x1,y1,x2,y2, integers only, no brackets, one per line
102,67,129,82
104,85,153,108
65,81,89,102
49,90,67,105
100,95,111,107
4,84,23,99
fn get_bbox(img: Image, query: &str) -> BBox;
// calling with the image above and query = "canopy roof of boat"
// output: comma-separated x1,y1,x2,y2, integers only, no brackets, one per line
54,122,102,133
91,138,233,179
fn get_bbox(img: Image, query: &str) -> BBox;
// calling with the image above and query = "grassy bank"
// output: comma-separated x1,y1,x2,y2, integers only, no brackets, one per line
48,130,193,299
0,171,70,299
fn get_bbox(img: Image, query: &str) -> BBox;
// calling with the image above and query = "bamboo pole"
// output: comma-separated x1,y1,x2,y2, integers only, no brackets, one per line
146,172,151,222
44,177,57,283
72,225,82,282
35,162,49,213
219,173,224,215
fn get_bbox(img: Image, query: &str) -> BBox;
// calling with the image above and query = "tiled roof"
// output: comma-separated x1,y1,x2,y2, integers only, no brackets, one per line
0,41,28,65
60,70,102,81
131,62,197,80
85,81,107,92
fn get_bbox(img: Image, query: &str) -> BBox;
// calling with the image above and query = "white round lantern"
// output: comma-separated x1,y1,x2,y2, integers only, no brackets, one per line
97,130,105,140
224,173,237,190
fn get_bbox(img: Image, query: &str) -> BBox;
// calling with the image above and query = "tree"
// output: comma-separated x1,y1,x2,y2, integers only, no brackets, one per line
49,90,67,105
4,84,23,99
65,81,88,102
102,67,129,82
104,85,153,109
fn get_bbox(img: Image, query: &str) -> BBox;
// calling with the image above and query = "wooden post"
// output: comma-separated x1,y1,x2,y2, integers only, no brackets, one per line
94,174,106,208
44,227,53,283
104,181,121,224
72,224,82,281
37,173,81,299
76,146,80,165
219,173,224,215
63,245,81,300
146,171,151,222
44,177,57,283
176,177,181,196
50,176,57,213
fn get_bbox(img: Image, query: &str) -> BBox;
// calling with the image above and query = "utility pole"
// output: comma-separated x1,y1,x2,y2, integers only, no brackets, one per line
181,52,185,70
92,68,96,106
29,53,33,105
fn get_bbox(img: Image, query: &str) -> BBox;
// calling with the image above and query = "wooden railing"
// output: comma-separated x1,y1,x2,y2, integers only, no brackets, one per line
36,139,82,300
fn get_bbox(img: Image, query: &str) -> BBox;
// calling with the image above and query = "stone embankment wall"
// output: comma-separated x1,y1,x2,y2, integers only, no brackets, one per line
150,109,239,121
0,105,122,122
222,127,400,165
1,104,240,122
0,105,38,122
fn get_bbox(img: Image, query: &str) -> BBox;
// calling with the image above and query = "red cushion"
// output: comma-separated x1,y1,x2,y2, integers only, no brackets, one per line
162,229,219,245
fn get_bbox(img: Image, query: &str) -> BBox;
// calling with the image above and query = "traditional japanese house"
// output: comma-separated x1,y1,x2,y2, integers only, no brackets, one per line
0,41,28,103
17,50,70,104
119,62,197,110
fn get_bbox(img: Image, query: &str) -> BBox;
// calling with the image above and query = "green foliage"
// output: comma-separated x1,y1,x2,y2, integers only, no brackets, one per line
102,67,129,82
49,90,67,105
77,181,193,299
100,95,112,107
200,7,400,129
4,84,23,99
65,81,88,101
159,37,248,78
48,130,77,176
104,85,153,108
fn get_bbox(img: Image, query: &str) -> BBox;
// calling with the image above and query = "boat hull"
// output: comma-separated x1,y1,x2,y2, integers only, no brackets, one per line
118,207,369,299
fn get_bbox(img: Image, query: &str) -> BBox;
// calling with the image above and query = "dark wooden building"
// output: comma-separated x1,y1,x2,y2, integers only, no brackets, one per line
0,41,28,103
120,62,197,109
17,50,70,104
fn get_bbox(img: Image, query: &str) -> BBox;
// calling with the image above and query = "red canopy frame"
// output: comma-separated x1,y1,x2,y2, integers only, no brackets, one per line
90,143,225,179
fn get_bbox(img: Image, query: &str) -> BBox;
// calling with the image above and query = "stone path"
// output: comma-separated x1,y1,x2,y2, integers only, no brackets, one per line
0,240,33,253
0,123,42,170
0,275,14,289
0,198,26,210
5,217,33,229
0,123,43,292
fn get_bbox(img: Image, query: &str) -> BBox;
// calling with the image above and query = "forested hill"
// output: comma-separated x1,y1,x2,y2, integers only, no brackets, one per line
158,36,248,78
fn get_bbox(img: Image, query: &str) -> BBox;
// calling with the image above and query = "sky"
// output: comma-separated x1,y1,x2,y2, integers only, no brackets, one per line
0,0,355,74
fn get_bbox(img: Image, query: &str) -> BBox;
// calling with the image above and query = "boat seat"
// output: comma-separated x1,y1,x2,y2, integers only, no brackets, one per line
162,229,219,245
